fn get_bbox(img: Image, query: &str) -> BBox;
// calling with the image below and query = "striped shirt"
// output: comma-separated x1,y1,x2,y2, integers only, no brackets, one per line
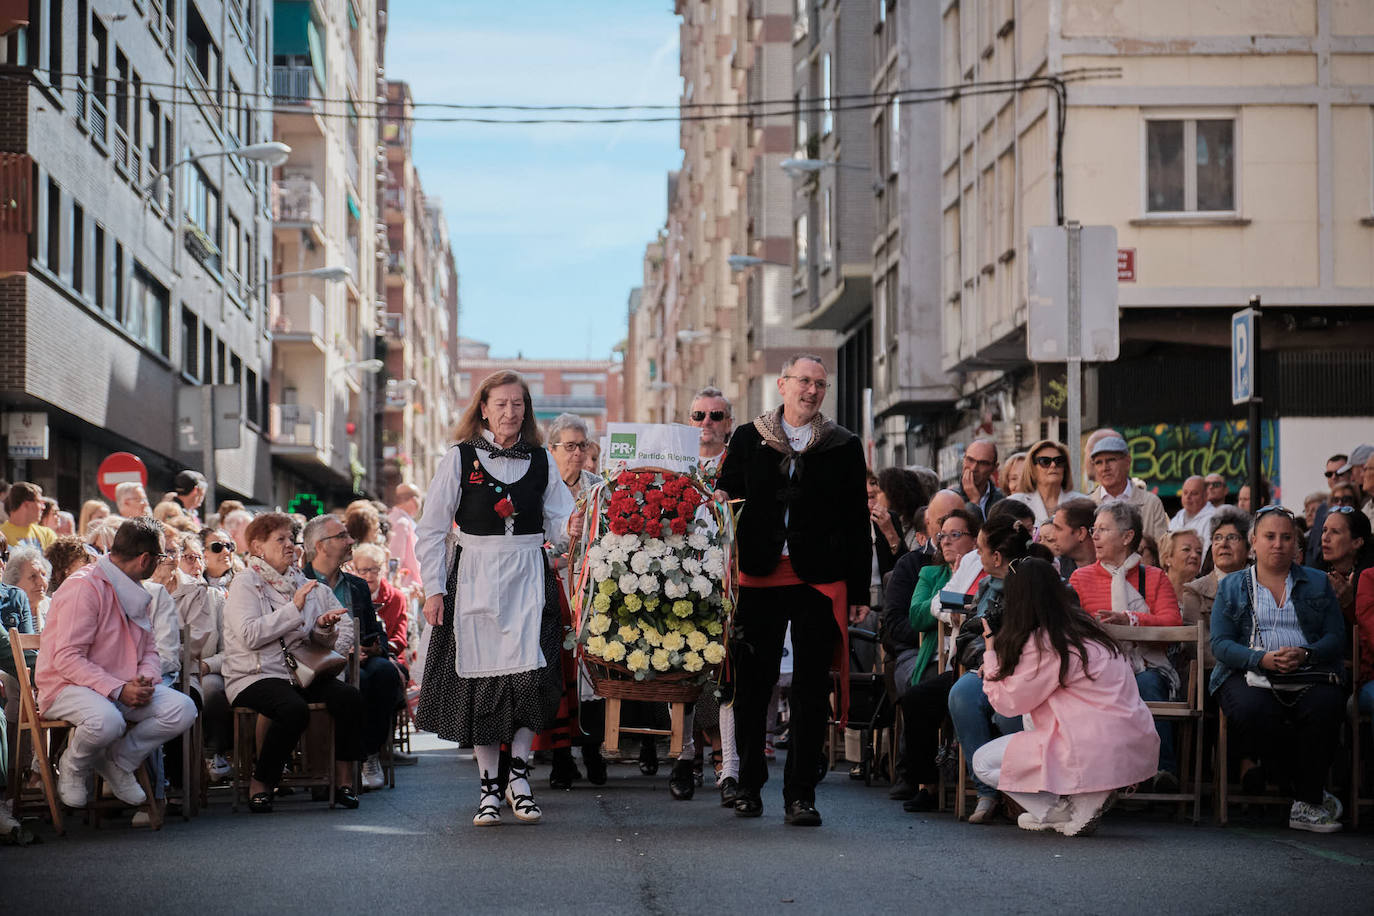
1253,571,1306,652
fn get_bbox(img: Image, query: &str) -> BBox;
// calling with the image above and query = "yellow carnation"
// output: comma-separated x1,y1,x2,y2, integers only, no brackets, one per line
651,649,671,671
617,624,641,644
642,627,664,647
623,594,643,612
588,614,611,635
682,650,704,672
686,630,708,651
661,631,686,652
586,635,607,655
625,649,648,672
644,596,661,610
602,640,627,662
598,579,617,597
672,599,694,618
592,593,612,613
702,642,726,665
705,620,723,635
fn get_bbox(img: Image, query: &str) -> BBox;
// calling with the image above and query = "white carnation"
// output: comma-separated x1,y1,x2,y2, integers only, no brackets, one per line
591,562,612,581
659,554,680,571
702,557,724,579
705,546,724,566
618,573,640,594
664,579,689,600
638,573,659,595
607,548,629,565
630,551,651,574
643,537,666,557
687,531,709,551
665,534,686,550
586,544,606,564
690,575,713,598
682,557,703,575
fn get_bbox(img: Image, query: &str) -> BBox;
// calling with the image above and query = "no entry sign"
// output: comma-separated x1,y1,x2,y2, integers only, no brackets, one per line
97,452,148,502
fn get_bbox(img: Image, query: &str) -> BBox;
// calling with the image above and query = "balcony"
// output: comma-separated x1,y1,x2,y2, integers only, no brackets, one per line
271,290,327,352
380,313,405,340
272,65,320,107
345,236,361,285
386,251,406,277
270,403,325,452
272,176,324,241
383,186,404,221
184,56,220,120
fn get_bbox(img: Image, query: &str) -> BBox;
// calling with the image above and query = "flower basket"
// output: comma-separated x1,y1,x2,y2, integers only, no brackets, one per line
568,464,737,704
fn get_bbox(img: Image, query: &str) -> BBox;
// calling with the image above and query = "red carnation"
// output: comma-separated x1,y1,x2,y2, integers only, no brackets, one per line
669,518,689,535
677,502,694,518
627,514,646,534
494,496,515,519
609,517,630,536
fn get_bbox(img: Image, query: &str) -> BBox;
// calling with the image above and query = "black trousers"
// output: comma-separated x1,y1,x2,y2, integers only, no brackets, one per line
1214,672,1344,806
359,655,405,756
234,676,364,787
898,670,957,786
732,583,838,805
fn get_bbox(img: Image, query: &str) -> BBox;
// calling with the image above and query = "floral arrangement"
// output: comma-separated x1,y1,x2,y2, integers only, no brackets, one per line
573,469,734,683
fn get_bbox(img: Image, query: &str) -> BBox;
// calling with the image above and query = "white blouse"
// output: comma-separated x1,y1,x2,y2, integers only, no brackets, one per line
415,431,575,598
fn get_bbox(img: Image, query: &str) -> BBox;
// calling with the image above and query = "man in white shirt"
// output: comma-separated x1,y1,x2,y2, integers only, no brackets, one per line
1088,434,1169,543
1169,475,1217,544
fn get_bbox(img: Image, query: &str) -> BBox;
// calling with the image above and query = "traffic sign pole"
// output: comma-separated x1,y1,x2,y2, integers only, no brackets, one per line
1066,220,1083,469
1247,295,1262,507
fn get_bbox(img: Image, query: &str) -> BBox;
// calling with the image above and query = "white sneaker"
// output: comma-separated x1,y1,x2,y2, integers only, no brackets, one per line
1017,796,1072,832
362,755,385,790
209,754,233,781
1054,790,1116,837
57,753,89,808
967,796,997,824
96,758,147,807
1290,800,1342,834
130,810,151,828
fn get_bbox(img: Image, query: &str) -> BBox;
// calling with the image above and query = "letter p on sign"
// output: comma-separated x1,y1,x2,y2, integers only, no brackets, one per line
1231,309,1257,406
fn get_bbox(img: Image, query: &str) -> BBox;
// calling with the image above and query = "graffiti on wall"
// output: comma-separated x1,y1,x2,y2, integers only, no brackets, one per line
1118,420,1279,498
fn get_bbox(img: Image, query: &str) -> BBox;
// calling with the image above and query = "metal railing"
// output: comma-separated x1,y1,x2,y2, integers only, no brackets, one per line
272,175,324,225
270,403,324,450
272,290,326,339
271,65,319,106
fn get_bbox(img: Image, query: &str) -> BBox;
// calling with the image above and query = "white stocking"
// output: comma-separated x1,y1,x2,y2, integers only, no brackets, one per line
678,706,697,761
474,744,501,782
511,727,535,763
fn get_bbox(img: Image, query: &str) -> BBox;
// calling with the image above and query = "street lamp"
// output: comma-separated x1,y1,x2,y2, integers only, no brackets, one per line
266,265,352,286
333,358,384,377
144,141,292,194
676,329,710,344
727,254,789,272
780,157,871,178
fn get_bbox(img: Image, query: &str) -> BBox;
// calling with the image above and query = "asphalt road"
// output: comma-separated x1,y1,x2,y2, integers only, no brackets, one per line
6,733,1374,915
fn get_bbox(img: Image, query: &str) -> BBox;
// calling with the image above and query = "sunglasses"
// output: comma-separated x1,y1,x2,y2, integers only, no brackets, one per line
691,410,728,422
1033,455,1068,468
1324,470,1345,478
208,542,233,554
1256,505,1298,521
1330,505,1358,515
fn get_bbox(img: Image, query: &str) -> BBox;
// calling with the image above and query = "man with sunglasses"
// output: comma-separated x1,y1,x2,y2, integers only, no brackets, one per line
715,354,871,826
1204,474,1228,508
690,387,733,478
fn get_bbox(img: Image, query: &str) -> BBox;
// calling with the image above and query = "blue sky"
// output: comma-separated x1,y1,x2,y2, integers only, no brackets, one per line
383,1,682,360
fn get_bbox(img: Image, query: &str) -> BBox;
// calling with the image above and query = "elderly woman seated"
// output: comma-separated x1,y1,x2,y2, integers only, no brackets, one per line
172,533,234,780
222,512,364,813
46,536,97,596
1069,500,1182,792
1180,506,1252,668
2,545,49,632
1211,505,1346,833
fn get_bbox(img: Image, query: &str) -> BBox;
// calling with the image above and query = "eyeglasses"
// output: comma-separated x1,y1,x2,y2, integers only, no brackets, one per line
1033,455,1068,468
184,553,205,563
1206,481,1227,488
1088,526,1120,536
1212,533,1244,544
1324,470,1345,479
207,542,233,554
690,410,728,422
782,375,828,391
352,565,383,576
963,456,995,469
937,531,971,543
155,552,177,563
318,532,352,543
554,441,589,452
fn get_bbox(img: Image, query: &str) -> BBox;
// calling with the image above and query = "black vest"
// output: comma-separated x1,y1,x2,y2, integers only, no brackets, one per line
454,442,549,537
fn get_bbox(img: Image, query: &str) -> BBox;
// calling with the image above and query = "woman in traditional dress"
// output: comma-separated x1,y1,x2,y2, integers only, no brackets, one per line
414,371,576,826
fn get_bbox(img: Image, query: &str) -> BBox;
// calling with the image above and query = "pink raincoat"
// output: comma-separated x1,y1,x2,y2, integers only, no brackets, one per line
982,632,1159,794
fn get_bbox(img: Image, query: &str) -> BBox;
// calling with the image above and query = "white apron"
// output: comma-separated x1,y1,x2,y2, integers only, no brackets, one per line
453,530,548,678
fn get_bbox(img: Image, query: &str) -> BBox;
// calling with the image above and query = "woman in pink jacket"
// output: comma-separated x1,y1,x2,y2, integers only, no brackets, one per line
972,558,1158,836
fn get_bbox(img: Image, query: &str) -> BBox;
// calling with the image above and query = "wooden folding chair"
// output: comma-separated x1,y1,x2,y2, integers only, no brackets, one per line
8,628,65,835
1102,622,1208,824
165,624,202,820
1350,624,1373,828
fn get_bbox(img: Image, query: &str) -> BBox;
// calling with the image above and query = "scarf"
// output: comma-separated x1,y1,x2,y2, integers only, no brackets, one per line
469,433,533,460
1102,552,1144,617
247,554,300,601
97,555,153,632
752,406,844,481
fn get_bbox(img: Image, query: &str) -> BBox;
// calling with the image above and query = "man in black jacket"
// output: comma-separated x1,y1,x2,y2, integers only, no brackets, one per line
954,438,1004,519
715,355,870,826
303,514,405,791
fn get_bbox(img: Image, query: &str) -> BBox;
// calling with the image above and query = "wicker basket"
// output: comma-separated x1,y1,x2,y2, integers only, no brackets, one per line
585,657,711,704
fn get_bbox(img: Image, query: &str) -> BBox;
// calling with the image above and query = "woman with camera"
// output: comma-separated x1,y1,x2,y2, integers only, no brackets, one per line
972,558,1159,836
1211,505,1346,833
898,508,981,812
222,512,364,813
945,512,1036,824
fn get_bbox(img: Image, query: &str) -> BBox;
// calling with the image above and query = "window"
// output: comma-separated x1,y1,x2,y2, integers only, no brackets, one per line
70,203,83,293
890,98,900,175
181,305,199,378
129,263,169,356
793,0,808,40
202,326,212,379
47,0,62,88
113,241,124,321
227,76,244,143
225,211,242,282
147,97,163,206
230,352,242,386
820,189,833,269
794,91,808,158
821,53,833,136
93,224,105,309
45,178,61,275
184,164,221,270
1146,116,1235,214
216,339,226,383
793,212,808,279
186,3,221,103
245,367,260,425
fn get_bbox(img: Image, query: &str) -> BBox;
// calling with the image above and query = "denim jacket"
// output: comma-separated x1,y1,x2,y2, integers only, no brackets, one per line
1208,563,1345,695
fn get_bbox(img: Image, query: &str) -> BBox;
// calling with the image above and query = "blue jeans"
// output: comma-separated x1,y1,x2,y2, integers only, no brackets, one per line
1136,667,1176,776
947,671,1023,798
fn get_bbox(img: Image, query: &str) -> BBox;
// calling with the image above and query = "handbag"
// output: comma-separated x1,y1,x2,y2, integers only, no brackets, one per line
281,636,347,688
1242,569,1342,693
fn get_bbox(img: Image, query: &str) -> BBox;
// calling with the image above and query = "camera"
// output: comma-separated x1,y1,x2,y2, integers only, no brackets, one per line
982,593,1006,637
939,589,973,618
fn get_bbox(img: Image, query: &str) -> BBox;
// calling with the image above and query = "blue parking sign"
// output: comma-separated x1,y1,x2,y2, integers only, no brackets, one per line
1231,309,1257,405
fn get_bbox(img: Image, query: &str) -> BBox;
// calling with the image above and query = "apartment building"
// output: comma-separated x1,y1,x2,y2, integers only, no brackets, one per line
938,0,1374,500
455,339,617,442
0,0,275,508
376,79,460,495
268,0,378,508
790,0,875,437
